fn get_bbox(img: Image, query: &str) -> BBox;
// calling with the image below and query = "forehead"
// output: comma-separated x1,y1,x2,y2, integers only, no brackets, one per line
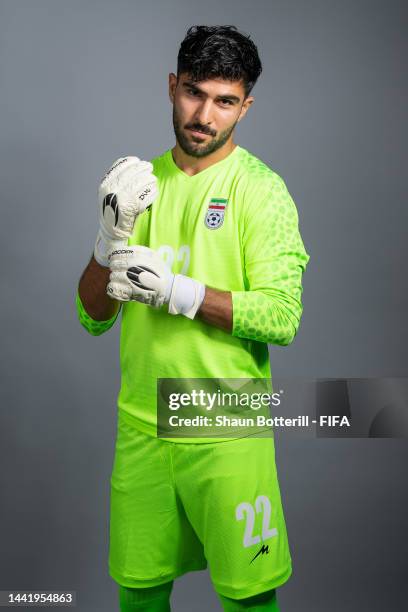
178,72,245,97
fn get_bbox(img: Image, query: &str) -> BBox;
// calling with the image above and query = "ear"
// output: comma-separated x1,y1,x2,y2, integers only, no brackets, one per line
237,96,254,123
169,73,177,103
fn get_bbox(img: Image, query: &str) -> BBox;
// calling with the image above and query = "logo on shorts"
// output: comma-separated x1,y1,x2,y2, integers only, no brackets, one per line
250,544,270,564
204,198,228,230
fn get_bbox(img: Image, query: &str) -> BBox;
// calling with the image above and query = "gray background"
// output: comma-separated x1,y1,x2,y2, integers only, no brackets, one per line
0,0,407,610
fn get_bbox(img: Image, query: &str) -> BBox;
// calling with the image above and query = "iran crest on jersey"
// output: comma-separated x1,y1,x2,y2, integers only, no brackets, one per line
204,198,229,230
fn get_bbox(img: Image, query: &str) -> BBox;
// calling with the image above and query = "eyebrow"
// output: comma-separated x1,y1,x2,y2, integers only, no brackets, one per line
182,81,241,104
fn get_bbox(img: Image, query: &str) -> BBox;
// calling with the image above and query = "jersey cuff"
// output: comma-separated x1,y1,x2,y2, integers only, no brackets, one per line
75,291,120,336
231,290,298,346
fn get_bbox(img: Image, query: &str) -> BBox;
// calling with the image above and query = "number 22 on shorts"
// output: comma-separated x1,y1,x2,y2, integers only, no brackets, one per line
235,495,278,548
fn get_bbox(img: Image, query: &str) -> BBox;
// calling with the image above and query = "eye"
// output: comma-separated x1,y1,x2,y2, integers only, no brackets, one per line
219,99,233,106
187,88,200,96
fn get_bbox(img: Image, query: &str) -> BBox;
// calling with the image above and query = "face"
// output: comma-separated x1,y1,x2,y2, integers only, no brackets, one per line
169,72,254,158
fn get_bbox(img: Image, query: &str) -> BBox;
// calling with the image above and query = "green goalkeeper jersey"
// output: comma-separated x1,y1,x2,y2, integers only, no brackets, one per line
76,145,310,441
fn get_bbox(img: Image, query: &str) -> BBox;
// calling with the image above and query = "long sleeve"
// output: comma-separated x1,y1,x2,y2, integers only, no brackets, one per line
232,174,310,346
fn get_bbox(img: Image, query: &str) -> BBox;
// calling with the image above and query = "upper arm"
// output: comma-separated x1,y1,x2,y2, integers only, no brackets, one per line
231,174,310,345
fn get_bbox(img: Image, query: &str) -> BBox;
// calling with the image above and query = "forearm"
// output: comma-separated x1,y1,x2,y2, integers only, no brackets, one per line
197,286,301,345
78,255,120,321
197,287,232,333
231,290,301,345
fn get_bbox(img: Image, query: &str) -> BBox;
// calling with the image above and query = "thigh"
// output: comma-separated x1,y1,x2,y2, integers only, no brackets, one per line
109,411,206,588
175,436,292,599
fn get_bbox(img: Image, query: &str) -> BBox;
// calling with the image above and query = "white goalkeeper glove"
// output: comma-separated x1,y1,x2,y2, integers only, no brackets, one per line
94,157,158,267
107,246,206,319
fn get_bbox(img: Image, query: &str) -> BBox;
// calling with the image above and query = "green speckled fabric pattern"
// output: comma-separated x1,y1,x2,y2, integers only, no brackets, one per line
232,157,309,345
76,291,120,336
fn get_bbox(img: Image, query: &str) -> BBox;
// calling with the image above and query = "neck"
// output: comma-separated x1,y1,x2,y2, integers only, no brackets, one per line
171,138,237,177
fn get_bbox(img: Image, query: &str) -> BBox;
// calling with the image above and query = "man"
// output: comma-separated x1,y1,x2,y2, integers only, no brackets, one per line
77,25,309,612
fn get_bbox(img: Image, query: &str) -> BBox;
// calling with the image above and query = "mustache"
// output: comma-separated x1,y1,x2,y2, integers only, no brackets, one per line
185,124,216,137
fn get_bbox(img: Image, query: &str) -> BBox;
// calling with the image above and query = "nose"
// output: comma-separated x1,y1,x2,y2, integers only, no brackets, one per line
195,99,213,128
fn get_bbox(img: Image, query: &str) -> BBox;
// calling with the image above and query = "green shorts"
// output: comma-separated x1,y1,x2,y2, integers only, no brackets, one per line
108,409,292,599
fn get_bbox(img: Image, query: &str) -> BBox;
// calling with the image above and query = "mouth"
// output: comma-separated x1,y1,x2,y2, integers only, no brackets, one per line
187,128,211,139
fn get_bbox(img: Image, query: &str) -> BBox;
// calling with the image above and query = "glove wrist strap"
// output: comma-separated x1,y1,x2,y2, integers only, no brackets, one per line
168,274,206,320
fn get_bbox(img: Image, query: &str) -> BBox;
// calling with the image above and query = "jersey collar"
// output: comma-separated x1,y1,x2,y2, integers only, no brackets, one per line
166,145,241,180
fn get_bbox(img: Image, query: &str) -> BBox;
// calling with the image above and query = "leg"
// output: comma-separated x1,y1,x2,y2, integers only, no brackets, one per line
218,588,280,611
174,435,292,601
109,411,206,590
118,581,174,612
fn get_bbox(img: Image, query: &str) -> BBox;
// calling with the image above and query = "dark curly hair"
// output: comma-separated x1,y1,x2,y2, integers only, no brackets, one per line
177,25,262,98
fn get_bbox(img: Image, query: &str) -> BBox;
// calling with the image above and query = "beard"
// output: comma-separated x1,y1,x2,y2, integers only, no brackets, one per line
172,105,238,158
